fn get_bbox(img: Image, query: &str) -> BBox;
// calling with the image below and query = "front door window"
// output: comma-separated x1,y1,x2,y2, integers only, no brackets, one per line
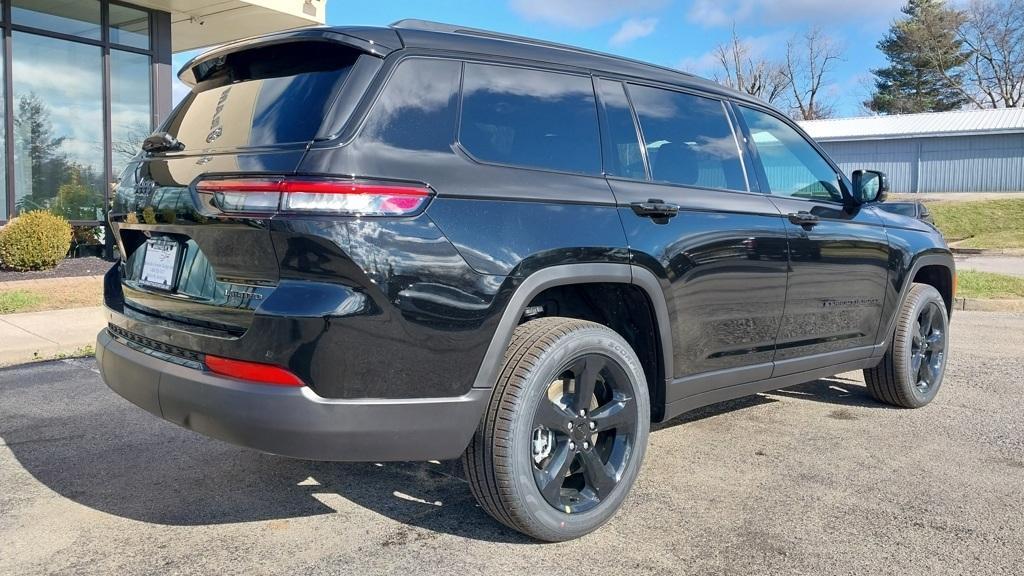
739,106,843,203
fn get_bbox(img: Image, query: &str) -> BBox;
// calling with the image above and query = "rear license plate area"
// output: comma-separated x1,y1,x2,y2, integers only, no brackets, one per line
139,237,182,291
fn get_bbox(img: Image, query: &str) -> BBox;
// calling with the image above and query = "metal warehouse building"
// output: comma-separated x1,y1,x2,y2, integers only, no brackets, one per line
799,108,1024,194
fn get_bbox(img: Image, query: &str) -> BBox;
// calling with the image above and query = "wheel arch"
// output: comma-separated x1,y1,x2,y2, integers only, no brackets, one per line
471,264,674,421
876,251,955,353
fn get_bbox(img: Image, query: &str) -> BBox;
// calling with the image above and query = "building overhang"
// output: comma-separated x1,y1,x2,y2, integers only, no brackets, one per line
127,0,327,52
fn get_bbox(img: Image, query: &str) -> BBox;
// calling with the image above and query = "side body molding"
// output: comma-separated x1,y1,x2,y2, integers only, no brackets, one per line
470,263,674,411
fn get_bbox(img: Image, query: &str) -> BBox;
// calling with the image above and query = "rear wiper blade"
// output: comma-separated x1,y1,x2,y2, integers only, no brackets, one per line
142,132,186,154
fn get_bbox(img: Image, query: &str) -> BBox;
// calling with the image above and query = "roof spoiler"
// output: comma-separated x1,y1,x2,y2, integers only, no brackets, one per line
177,27,401,87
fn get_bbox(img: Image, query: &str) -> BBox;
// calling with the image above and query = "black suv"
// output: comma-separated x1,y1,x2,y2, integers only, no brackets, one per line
98,20,955,542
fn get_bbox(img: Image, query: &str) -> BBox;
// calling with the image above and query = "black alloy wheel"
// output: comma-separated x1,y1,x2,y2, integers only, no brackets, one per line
865,283,949,408
529,354,639,514
464,317,650,541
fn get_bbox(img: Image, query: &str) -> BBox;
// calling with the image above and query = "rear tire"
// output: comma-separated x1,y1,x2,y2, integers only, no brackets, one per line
864,283,949,408
463,317,650,542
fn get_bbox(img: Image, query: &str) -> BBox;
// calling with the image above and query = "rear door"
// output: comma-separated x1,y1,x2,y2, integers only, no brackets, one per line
597,79,790,403
733,104,890,375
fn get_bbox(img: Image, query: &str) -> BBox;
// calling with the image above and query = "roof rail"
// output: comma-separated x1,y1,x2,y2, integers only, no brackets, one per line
389,18,694,79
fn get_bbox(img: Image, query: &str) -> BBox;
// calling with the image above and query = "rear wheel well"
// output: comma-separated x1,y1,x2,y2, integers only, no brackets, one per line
913,265,954,313
523,283,665,421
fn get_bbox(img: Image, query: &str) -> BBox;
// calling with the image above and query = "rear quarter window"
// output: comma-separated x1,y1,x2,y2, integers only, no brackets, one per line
359,57,462,152
459,63,601,175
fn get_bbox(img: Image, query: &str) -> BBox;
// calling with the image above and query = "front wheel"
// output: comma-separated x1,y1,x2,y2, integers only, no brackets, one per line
463,317,650,541
865,283,949,408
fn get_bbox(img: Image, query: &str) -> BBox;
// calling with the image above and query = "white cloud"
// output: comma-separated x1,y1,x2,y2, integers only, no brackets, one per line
172,78,191,105
509,0,667,28
678,50,721,74
610,17,659,46
687,0,902,27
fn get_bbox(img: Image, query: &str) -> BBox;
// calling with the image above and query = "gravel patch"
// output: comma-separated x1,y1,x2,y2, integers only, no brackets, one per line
1,311,1022,575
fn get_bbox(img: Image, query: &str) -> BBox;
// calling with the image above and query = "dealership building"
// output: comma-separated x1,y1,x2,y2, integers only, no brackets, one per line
0,0,325,226
800,108,1024,194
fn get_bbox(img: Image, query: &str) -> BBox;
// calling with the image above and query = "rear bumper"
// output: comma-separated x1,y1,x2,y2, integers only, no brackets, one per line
96,329,489,461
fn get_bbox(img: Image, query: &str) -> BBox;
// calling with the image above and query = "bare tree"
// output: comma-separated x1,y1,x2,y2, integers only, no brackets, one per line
957,0,1024,107
111,125,151,166
711,27,791,106
784,27,843,120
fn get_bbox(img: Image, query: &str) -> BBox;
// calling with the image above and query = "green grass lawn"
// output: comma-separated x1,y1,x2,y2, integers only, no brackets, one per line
0,290,44,314
0,277,103,315
957,270,1024,299
926,199,1024,249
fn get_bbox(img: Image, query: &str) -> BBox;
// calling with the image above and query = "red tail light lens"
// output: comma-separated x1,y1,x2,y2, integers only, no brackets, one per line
205,355,305,387
196,178,432,216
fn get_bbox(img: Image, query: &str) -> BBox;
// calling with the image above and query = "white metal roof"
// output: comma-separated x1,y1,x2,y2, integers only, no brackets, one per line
798,107,1024,142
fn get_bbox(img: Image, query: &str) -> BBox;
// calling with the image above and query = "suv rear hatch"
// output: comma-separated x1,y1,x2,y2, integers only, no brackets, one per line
109,29,396,335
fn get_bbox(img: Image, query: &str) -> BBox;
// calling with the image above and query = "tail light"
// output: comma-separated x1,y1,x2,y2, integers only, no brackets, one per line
205,355,305,387
196,178,432,216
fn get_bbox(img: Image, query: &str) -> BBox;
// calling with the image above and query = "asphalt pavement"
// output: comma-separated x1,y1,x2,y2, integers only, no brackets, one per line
955,254,1024,278
1,311,1022,575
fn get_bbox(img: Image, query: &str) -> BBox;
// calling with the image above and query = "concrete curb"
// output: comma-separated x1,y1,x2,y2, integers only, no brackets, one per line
953,297,1024,312
950,247,1024,256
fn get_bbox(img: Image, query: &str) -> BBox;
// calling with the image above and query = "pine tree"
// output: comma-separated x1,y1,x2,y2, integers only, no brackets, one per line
13,93,68,211
867,0,969,114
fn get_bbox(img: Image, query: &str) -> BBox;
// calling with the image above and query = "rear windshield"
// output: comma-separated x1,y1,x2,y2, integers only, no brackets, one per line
164,42,358,151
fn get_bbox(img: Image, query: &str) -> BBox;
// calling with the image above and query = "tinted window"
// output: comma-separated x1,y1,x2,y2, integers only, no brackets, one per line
597,79,645,180
13,0,101,40
460,63,601,175
361,58,461,152
165,43,357,151
740,107,842,202
628,84,746,191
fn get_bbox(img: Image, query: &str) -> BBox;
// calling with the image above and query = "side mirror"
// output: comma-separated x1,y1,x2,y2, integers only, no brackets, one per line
851,170,889,204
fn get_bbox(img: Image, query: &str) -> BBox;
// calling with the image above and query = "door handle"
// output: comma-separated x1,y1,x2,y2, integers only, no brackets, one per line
631,199,680,223
788,212,820,227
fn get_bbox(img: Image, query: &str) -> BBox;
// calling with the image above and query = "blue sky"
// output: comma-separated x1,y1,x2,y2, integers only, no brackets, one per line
172,0,910,117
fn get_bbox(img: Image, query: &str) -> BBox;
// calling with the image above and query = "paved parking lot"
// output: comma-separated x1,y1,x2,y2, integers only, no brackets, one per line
2,311,1023,576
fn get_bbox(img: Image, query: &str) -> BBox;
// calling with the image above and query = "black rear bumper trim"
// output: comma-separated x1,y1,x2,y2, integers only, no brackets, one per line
96,329,489,461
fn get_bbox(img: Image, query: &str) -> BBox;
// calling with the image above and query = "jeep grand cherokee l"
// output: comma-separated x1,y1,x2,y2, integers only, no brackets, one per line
98,20,955,542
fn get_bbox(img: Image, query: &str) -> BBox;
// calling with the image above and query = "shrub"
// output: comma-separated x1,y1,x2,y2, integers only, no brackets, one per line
0,211,73,271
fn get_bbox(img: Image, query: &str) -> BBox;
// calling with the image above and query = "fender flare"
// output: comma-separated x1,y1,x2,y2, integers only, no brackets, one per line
873,251,955,356
470,263,674,392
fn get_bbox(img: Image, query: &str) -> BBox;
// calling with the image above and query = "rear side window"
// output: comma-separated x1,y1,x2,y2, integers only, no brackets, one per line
360,58,462,152
459,63,601,175
628,84,746,191
165,43,358,151
597,79,646,180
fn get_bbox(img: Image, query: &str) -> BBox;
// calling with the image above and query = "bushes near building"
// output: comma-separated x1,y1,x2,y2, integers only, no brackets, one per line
0,211,73,271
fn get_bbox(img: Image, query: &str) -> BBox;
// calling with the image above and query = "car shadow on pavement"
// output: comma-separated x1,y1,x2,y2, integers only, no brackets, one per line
0,372,530,543
1,365,886,544
652,393,779,432
652,376,891,432
770,377,896,409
